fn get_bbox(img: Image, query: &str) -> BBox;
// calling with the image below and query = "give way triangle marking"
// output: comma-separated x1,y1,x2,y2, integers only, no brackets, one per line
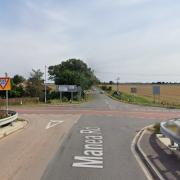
46,120,64,130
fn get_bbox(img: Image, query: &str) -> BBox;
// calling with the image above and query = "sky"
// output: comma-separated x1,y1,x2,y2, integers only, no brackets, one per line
0,0,180,82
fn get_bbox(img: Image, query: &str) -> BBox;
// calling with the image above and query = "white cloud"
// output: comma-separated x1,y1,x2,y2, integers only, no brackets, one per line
93,0,151,8
1,0,180,82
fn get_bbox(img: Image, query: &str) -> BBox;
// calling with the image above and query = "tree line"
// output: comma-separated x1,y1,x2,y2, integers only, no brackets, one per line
0,59,99,101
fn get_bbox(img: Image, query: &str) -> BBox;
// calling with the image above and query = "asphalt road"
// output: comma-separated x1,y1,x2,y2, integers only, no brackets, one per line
41,115,148,180
0,114,81,180
40,92,179,180
1,91,180,180
141,132,180,180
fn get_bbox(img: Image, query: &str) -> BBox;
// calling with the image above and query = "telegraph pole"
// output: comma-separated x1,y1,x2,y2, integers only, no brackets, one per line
116,77,120,92
44,65,47,103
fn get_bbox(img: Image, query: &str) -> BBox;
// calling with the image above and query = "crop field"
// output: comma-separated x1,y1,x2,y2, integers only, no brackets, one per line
108,84,180,105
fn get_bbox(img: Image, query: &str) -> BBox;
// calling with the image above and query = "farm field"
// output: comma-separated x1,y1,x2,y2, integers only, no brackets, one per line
106,84,180,105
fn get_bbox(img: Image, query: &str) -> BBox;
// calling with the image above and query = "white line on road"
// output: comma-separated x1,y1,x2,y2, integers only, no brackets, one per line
104,99,112,109
131,129,153,180
104,99,109,105
45,120,64,130
72,127,104,169
131,125,165,180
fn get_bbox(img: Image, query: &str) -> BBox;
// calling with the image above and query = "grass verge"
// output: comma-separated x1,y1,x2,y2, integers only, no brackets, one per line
109,91,156,106
107,90,180,109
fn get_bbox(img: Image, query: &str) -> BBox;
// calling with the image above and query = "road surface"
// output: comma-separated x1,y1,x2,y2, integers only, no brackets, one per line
1,91,180,180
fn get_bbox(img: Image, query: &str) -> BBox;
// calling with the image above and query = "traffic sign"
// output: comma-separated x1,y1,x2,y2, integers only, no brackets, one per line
0,77,11,91
57,85,78,92
131,87,137,94
153,86,160,95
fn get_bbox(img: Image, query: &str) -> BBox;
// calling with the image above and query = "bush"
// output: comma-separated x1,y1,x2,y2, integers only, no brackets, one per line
101,85,112,92
107,86,112,91
0,111,7,119
153,123,160,134
50,91,59,99
62,96,68,102
101,85,107,91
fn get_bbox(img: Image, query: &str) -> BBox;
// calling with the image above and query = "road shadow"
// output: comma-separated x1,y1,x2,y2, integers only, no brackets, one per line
147,133,180,180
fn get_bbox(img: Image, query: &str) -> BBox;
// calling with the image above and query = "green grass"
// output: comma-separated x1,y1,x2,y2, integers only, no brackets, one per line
0,101,39,106
106,90,180,109
0,114,7,119
49,99,83,105
15,118,26,122
111,91,154,106
0,111,9,119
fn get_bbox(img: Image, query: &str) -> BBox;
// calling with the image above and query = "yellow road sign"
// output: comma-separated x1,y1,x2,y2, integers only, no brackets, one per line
0,77,11,91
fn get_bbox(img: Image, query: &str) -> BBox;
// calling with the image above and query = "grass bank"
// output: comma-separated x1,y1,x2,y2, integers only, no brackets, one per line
107,91,180,109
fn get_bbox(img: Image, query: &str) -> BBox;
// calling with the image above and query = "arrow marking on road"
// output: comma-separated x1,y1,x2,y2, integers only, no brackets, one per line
46,120,64,129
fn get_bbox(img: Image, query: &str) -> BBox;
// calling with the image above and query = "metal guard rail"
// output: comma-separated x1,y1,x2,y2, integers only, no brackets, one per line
0,110,18,126
160,121,180,146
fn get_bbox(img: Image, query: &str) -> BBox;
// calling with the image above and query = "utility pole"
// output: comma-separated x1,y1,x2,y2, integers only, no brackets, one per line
44,65,47,103
116,77,120,92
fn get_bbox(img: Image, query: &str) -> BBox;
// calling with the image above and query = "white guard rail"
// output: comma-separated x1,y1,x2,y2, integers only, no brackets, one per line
0,110,18,127
160,119,180,146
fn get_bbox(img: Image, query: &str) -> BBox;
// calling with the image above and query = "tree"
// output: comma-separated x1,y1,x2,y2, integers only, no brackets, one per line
13,75,25,85
26,69,44,98
48,59,99,91
9,75,26,97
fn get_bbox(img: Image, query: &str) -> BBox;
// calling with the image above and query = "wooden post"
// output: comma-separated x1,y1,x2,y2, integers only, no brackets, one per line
71,92,73,102
60,91,62,102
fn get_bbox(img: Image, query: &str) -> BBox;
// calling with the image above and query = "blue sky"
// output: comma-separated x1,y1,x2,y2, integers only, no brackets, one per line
1,0,180,82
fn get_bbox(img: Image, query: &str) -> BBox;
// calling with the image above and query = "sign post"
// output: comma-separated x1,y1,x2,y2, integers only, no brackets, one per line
116,77,120,92
131,87,137,102
6,89,8,115
57,85,81,102
0,74,11,115
60,91,62,102
71,91,73,102
44,65,47,103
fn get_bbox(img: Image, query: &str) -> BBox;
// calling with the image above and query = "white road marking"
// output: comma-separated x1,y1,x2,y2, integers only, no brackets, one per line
104,99,109,105
131,129,153,180
45,120,64,129
73,156,103,168
73,127,104,169
131,125,165,180
104,99,112,109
